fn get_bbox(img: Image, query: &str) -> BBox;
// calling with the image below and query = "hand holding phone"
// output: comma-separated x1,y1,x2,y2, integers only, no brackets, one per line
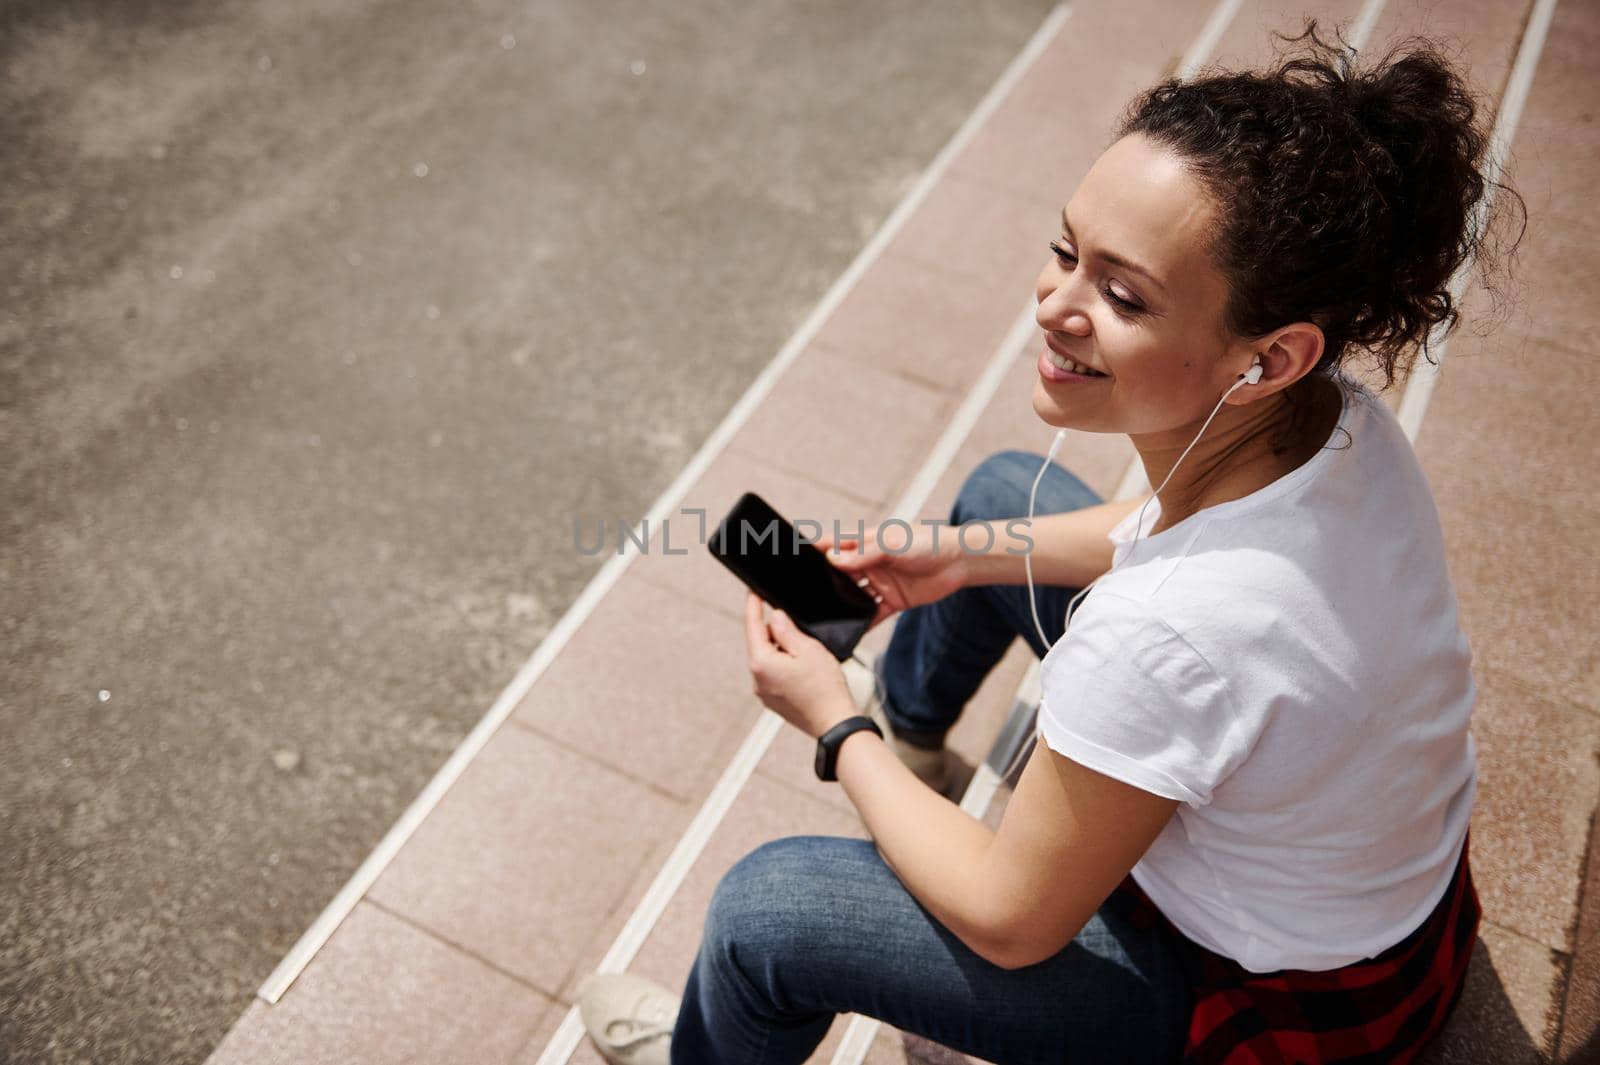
707,492,877,661
814,524,970,626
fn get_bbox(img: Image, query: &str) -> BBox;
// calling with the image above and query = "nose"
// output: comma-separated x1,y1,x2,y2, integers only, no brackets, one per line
1035,267,1092,337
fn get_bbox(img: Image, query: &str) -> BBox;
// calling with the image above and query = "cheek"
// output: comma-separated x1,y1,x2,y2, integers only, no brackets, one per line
1099,330,1151,379
1104,337,1198,407
1119,339,1229,421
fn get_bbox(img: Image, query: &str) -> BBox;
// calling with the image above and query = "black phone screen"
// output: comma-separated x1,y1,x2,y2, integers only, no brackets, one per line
707,492,877,661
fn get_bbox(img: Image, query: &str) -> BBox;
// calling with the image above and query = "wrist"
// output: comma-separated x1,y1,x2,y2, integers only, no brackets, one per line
831,723,885,783
815,714,882,782
950,529,1014,587
943,527,987,589
838,723,883,754
815,694,860,739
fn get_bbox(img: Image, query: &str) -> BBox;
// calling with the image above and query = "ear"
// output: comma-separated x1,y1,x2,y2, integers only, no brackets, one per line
1229,321,1324,403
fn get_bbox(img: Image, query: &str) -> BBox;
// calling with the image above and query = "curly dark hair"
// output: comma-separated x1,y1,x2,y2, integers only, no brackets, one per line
1114,20,1525,390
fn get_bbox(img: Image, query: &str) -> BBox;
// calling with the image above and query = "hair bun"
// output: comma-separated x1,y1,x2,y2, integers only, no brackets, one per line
1346,49,1478,176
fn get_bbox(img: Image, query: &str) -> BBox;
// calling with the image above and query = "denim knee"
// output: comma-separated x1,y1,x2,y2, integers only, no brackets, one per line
703,837,820,967
952,450,1052,524
952,449,1098,525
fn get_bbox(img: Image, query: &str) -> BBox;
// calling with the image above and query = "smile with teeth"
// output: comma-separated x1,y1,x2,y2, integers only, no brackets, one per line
1046,350,1108,377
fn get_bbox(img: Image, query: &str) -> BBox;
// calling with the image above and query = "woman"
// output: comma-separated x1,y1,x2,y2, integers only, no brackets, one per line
578,24,1520,1065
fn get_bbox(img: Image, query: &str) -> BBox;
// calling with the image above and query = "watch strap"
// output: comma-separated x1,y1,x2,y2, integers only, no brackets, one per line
814,715,883,782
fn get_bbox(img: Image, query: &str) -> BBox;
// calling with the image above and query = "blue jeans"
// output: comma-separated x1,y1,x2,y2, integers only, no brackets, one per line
670,452,1193,1064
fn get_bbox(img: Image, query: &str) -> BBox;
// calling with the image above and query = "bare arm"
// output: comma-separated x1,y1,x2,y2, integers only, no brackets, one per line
833,726,1177,970
955,495,1148,590
746,600,1179,970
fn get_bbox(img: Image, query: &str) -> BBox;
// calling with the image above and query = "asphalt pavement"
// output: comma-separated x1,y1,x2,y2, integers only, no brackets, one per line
0,1,1054,1061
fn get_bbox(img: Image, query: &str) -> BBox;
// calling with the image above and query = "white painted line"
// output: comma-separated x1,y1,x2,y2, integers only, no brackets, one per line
529,711,784,1065
592,717,781,971
958,764,1006,818
893,306,1050,519
1347,0,1389,54
1398,0,1556,443
831,1017,883,1063
1176,0,1244,80
1394,335,1445,443
257,0,1076,1008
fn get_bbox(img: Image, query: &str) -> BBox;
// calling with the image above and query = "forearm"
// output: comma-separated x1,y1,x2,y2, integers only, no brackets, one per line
956,495,1147,588
832,726,1006,965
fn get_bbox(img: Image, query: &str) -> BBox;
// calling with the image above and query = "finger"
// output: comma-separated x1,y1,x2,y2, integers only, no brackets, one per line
743,591,772,658
855,534,887,562
771,609,825,658
815,534,861,557
833,544,876,571
766,608,799,652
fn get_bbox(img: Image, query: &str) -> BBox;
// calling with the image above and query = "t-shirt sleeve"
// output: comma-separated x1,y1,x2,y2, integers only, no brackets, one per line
1037,596,1247,807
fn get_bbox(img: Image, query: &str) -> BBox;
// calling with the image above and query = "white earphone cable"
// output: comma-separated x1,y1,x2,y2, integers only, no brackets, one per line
1023,428,1069,651
1025,365,1257,652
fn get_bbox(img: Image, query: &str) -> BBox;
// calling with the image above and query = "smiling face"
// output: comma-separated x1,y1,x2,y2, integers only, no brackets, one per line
1032,134,1252,439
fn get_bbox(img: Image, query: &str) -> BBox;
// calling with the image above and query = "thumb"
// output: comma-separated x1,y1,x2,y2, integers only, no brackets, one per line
768,609,804,648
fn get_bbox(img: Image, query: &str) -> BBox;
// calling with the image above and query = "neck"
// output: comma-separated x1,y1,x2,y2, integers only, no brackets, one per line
1131,388,1307,533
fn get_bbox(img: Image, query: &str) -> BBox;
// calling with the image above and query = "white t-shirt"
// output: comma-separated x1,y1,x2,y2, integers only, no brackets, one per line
1037,373,1477,973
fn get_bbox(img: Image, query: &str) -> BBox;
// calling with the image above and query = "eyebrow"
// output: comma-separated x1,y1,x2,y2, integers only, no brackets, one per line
1061,209,1167,294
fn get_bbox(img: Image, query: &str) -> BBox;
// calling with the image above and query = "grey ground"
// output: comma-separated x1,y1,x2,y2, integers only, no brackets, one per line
0,1,1055,1062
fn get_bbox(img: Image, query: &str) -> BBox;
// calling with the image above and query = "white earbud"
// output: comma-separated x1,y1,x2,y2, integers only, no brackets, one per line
1244,356,1264,385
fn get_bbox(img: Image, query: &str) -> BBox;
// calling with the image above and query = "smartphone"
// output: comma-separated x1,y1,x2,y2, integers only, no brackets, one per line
707,492,877,661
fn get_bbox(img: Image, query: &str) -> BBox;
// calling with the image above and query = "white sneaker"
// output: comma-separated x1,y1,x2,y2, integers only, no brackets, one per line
576,972,679,1065
843,651,954,795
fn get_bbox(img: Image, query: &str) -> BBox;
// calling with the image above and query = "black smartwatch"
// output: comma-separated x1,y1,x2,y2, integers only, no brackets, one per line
815,715,883,782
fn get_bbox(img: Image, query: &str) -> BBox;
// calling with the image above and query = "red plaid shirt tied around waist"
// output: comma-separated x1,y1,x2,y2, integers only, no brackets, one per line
1106,834,1479,1064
